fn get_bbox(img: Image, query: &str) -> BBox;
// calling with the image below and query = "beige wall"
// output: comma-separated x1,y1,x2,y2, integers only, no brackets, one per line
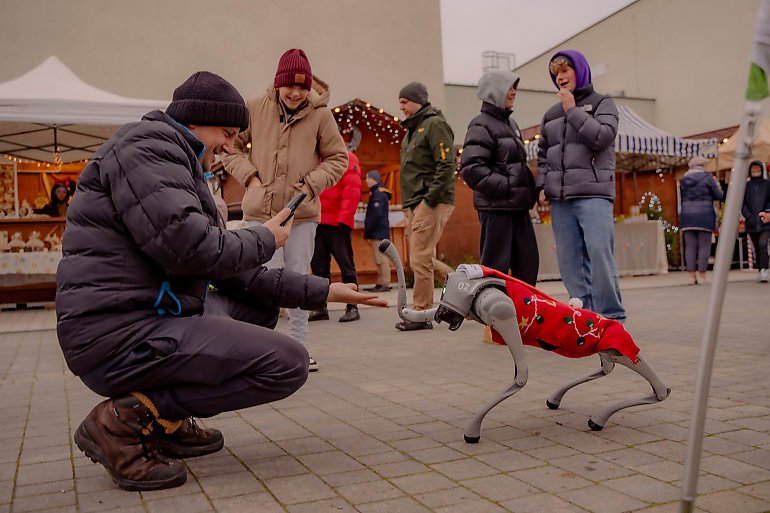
0,0,445,116
444,84,656,145
512,0,768,136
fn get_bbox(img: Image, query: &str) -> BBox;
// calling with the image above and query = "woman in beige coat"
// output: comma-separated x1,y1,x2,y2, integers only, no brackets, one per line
223,49,347,372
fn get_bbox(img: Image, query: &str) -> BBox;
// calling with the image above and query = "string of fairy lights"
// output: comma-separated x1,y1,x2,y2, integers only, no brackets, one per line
333,100,406,146
1,153,89,168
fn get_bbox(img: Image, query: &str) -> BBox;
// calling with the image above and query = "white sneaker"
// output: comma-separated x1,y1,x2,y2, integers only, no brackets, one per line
308,356,319,372
760,269,769,283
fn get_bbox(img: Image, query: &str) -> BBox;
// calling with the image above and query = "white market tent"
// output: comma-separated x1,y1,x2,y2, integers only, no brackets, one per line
526,104,719,171
0,56,168,163
706,118,770,172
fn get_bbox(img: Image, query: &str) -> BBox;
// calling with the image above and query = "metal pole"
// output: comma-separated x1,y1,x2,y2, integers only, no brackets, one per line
679,103,762,513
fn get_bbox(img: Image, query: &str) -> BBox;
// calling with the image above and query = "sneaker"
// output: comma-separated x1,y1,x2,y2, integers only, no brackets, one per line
308,308,329,321
395,320,433,331
364,284,392,292
760,269,769,283
338,304,360,323
308,356,319,372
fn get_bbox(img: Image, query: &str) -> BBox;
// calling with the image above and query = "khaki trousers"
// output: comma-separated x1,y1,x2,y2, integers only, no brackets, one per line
369,239,392,287
406,202,455,310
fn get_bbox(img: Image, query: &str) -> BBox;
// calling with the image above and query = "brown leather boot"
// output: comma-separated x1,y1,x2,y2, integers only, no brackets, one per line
159,418,224,458
74,395,187,491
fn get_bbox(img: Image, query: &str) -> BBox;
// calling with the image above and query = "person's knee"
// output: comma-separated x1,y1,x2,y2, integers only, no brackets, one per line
268,339,309,394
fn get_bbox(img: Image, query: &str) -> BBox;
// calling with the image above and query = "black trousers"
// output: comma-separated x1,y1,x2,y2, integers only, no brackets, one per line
749,231,770,270
80,292,309,420
311,224,358,284
478,210,539,286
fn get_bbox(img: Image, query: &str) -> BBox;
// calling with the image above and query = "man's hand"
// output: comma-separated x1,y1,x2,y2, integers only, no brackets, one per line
760,211,770,224
327,282,389,307
247,175,262,187
557,87,576,112
262,208,293,247
538,189,550,207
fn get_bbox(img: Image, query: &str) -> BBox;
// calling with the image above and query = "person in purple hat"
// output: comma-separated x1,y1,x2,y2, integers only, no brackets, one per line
535,50,626,322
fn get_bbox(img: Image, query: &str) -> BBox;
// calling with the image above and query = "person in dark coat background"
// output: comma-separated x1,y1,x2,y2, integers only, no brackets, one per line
363,169,393,292
742,160,770,282
679,155,724,284
460,69,538,286
56,72,386,492
33,182,70,217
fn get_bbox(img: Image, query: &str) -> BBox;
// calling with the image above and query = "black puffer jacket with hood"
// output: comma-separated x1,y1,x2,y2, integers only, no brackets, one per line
460,70,536,211
56,110,328,375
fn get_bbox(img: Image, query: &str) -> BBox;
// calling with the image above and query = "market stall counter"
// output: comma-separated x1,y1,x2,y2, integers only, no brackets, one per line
535,219,668,281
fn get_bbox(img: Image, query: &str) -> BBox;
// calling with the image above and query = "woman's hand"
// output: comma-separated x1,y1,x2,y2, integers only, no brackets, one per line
327,282,389,307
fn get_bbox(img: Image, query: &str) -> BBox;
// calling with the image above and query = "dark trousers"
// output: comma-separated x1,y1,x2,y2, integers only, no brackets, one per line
311,224,358,284
80,292,309,420
683,230,712,272
478,210,539,286
749,231,770,270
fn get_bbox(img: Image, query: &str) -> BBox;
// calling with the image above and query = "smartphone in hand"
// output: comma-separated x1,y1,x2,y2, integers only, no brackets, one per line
280,192,308,226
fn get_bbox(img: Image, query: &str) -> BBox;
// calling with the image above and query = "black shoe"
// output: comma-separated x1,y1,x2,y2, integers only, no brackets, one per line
339,304,360,323
364,284,392,292
395,320,433,331
308,308,329,321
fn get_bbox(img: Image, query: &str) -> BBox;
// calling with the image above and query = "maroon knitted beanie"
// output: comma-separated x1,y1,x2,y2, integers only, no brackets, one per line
274,49,312,90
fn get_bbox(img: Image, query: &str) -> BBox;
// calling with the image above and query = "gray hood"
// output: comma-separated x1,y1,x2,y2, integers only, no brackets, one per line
476,70,520,109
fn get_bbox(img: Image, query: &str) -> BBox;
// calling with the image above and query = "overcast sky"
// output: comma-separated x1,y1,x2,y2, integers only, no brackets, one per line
440,0,636,85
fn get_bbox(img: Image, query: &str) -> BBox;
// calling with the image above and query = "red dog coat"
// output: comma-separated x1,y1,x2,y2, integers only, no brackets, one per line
460,265,640,363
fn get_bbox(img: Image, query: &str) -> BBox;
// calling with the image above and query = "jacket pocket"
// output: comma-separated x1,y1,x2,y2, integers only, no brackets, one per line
242,184,272,219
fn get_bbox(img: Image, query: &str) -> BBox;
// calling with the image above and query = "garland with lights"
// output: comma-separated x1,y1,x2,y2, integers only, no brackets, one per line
333,99,406,146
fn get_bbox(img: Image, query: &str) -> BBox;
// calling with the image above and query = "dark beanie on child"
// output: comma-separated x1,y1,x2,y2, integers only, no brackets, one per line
274,49,313,90
166,71,249,131
398,82,428,105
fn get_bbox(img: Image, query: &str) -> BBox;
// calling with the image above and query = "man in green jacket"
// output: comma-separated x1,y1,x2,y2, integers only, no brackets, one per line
397,82,456,331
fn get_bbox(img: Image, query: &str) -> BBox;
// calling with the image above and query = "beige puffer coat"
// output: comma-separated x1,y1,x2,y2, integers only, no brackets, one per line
222,76,347,223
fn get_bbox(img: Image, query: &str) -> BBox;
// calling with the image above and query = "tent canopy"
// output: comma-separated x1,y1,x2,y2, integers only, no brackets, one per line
0,56,168,163
707,118,770,171
526,105,719,171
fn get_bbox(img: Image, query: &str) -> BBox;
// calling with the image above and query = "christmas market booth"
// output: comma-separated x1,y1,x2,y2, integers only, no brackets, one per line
333,99,408,284
520,105,719,279
0,56,166,304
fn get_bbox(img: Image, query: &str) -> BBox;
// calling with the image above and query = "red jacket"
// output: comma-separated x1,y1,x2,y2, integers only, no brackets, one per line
319,152,362,228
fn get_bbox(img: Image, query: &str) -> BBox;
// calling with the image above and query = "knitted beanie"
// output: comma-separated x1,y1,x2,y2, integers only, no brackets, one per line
274,49,313,90
366,170,381,183
688,155,709,168
166,71,249,131
398,82,429,105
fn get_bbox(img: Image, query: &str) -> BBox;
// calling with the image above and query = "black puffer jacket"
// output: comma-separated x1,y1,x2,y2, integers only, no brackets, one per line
56,110,328,375
741,166,770,233
461,103,536,211
536,85,618,201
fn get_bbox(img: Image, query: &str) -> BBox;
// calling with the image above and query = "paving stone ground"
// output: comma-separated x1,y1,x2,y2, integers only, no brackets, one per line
1,271,768,513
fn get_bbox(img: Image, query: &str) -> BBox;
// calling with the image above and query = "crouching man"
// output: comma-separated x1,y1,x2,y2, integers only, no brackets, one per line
55,71,386,491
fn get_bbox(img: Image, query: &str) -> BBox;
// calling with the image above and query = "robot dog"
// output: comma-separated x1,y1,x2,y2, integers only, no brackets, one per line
379,240,670,443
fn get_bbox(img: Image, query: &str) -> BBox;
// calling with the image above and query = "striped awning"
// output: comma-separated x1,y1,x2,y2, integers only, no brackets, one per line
525,105,718,163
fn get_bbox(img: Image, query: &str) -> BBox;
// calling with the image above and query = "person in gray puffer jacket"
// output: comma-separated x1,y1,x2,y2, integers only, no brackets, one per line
460,70,538,285
536,50,625,322
56,72,386,492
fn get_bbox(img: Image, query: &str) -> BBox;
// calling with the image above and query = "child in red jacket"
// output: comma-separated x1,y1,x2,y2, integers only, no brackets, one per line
310,151,363,323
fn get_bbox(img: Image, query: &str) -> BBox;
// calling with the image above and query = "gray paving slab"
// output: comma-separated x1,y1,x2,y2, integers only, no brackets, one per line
1,271,768,512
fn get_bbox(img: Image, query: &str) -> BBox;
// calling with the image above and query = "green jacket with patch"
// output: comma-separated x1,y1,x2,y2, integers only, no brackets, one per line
399,104,455,209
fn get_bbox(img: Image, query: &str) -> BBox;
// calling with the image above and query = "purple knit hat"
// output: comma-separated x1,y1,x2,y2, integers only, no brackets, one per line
549,50,592,89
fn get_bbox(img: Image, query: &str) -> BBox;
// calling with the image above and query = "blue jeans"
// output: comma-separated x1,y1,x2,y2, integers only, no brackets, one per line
550,198,626,322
